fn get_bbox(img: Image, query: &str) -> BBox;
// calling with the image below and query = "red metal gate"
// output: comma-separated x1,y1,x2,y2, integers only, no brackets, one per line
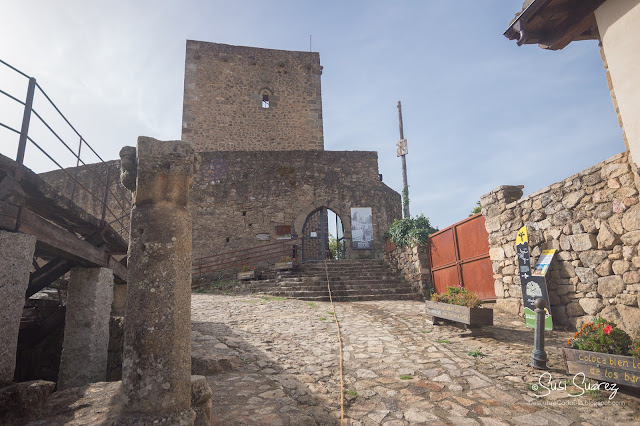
428,213,495,300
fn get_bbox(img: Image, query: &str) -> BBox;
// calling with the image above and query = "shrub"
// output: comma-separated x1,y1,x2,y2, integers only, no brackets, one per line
567,318,632,356
630,332,640,358
432,286,482,308
386,214,438,247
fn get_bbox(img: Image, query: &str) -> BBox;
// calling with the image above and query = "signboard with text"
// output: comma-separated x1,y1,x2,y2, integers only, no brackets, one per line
351,207,374,250
516,226,553,330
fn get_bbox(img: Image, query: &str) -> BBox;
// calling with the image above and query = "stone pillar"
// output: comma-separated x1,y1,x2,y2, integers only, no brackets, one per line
111,282,127,316
58,267,114,390
119,137,198,424
0,231,36,385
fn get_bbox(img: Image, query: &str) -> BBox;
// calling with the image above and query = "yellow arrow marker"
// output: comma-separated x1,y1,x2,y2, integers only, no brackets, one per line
516,226,528,245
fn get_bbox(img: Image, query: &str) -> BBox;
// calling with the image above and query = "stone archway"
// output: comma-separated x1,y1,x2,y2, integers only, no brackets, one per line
295,201,351,262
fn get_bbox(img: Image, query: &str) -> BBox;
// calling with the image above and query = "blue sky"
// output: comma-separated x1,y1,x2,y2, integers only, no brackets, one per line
0,1,624,229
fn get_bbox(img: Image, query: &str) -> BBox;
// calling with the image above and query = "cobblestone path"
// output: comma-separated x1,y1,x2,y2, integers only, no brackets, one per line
191,294,640,425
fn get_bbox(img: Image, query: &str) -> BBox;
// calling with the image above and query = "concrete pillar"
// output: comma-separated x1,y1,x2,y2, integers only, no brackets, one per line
595,0,640,169
119,137,198,424
57,267,114,390
0,231,37,385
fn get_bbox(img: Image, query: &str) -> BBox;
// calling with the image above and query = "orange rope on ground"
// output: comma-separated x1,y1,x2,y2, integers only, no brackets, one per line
324,259,345,425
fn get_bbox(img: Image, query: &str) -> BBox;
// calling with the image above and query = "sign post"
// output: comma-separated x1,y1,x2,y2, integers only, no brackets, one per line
397,101,410,218
516,226,554,330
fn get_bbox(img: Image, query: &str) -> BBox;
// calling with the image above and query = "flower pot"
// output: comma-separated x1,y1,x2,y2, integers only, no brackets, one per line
425,300,493,326
562,348,640,388
237,270,256,280
275,261,293,271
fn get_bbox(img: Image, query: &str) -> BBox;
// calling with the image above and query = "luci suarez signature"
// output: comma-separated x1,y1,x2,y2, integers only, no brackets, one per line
532,372,619,400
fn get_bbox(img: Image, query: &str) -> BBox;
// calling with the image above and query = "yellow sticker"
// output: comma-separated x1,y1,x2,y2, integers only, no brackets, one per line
516,226,528,245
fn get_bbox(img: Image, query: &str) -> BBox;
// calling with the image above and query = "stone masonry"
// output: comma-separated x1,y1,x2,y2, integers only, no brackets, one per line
182,41,324,152
192,150,401,260
0,231,37,385
58,267,114,390
482,151,640,333
119,137,199,424
383,241,431,297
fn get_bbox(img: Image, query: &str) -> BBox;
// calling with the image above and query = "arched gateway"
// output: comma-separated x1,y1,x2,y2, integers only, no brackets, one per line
301,207,346,262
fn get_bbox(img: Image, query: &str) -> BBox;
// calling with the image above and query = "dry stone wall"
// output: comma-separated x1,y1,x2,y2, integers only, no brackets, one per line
383,242,431,297
482,151,640,333
182,41,324,152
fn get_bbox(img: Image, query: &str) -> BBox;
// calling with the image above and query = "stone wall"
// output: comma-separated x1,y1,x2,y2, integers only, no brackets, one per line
383,241,431,297
182,41,324,152
39,149,401,262
481,151,640,333
39,160,131,238
192,150,401,261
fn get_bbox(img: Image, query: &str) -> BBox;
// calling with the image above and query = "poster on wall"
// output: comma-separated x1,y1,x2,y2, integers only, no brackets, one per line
515,226,553,330
351,207,373,250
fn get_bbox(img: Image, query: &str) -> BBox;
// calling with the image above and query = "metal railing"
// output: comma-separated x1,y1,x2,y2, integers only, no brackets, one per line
0,59,131,239
192,239,299,278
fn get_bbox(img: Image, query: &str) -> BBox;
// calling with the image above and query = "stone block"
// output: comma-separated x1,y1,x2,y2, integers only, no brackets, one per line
578,250,609,267
623,270,640,284
0,232,37,385
612,260,630,275
608,215,624,235
601,162,629,179
577,283,596,292
567,302,586,317
615,305,640,335
575,267,598,285
494,298,521,314
622,230,640,245
489,247,505,261
558,261,576,278
569,234,597,251
597,223,620,249
556,285,573,296
597,275,625,298
58,267,114,390
0,380,55,424
595,259,613,277
622,204,640,231
191,375,213,426
616,294,637,306
578,298,604,316
563,191,585,209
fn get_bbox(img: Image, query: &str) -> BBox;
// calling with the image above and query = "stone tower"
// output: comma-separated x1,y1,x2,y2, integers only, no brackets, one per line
182,41,324,152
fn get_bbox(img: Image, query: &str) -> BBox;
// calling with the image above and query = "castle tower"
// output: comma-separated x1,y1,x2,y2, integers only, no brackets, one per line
182,41,324,152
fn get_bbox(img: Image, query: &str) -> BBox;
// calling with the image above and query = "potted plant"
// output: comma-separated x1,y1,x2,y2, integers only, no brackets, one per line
562,318,640,388
237,265,257,280
275,256,294,271
425,286,493,327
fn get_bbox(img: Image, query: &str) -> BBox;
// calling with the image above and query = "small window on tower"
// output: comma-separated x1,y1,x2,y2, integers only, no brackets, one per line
262,94,270,108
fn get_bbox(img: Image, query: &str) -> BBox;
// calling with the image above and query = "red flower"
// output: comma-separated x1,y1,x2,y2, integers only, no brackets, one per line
604,325,613,335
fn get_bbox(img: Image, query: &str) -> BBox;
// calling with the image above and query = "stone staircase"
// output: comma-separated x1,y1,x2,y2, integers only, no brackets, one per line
236,259,423,302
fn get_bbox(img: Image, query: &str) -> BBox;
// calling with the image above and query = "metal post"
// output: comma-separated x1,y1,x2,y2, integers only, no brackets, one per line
397,101,410,218
100,167,111,227
70,137,83,202
531,298,548,369
15,77,36,181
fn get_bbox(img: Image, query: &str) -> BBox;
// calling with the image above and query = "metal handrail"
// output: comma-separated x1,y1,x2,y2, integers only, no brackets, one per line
0,59,131,239
192,240,299,277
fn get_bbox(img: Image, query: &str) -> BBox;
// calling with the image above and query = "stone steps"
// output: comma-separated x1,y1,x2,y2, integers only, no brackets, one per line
232,259,422,302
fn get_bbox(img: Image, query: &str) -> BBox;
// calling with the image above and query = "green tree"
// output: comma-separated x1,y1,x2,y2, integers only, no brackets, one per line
386,214,438,247
328,233,345,259
469,201,482,216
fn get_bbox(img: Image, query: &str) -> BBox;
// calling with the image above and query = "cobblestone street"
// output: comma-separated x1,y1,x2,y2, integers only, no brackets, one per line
191,294,640,425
